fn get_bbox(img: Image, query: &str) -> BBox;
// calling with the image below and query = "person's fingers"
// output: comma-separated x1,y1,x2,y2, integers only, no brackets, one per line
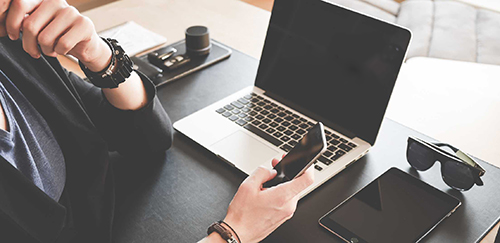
272,158,280,167
266,165,314,202
5,0,41,40
247,166,277,186
21,1,62,58
37,6,78,56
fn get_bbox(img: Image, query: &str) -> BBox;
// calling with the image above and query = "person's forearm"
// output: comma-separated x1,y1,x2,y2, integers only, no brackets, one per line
198,232,227,243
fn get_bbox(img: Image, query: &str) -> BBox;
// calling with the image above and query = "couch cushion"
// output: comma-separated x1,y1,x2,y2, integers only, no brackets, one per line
397,0,500,65
476,9,500,65
328,0,397,23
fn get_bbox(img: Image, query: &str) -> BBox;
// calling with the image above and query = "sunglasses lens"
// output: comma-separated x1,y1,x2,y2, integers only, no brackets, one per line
442,161,475,191
407,141,435,171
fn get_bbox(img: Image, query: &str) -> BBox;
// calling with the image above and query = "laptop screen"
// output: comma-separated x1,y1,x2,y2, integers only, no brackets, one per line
255,0,411,145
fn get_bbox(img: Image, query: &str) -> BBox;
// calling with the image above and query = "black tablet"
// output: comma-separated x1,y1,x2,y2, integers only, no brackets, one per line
319,168,461,243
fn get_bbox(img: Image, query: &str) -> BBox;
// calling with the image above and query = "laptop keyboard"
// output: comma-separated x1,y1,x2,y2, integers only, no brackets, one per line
216,93,358,170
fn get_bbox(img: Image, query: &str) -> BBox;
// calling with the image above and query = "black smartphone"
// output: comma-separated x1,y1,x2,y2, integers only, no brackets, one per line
263,122,327,188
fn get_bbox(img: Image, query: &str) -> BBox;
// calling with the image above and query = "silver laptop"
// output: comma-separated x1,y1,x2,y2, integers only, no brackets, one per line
174,0,412,197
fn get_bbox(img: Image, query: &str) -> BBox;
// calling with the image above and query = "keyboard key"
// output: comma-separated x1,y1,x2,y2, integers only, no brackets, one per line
281,136,291,142
339,138,348,143
323,151,333,158
229,115,239,121
299,118,307,122
284,116,294,121
238,98,249,104
292,119,301,125
291,134,301,140
252,120,261,126
285,110,292,114
257,101,266,106
238,113,247,118
338,143,352,152
242,107,251,113
284,130,293,136
244,94,252,99
296,129,306,135
256,114,265,120
259,124,268,130
277,107,284,110
273,132,283,138
314,165,323,171
264,105,273,110
261,110,270,115
280,144,293,152
254,107,263,112
277,126,286,132
236,119,247,126
282,121,291,127
244,117,253,122
348,142,357,148
289,125,298,131
249,111,258,116
331,133,340,139
274,117,284,123
289,140,298,147
277,112,287,117
216,108,225,113
330,140,340,145
247,103,255,108
318,156,333,165
262,118,272,124
231,101,244,109
270,102,277,107
336,150,346,156
244,124,282,147
292,114,300,118
307,121,315,126
222,111,232,117
270,108,280,114
325,130,332,135
327,145,337,151
232,110,240,114
224,105,234,110
299,123,309,129
267,114,277,119
251,98,259,102
266,128,275,133
269,122,279,128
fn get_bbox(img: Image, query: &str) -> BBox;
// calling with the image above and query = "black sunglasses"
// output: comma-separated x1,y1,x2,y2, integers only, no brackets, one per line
406,136,485,191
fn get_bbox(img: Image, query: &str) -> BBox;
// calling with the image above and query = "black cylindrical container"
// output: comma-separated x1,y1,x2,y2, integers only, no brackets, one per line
185,26,211,57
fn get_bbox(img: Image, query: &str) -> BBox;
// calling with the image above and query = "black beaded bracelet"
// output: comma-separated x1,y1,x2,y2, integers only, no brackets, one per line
220,220,242,243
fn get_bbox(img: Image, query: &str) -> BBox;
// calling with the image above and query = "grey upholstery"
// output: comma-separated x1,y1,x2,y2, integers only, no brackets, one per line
328,0,500,65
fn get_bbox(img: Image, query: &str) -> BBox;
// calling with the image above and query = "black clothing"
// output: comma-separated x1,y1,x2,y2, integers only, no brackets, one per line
0,70,66,201
0,37,173,242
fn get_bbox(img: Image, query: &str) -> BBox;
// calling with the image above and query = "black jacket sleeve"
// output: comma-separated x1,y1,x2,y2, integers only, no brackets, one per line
64,70,173,156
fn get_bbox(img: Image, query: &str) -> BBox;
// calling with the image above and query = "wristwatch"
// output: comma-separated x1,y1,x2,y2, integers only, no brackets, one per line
207,221,239,243
79,37,134,89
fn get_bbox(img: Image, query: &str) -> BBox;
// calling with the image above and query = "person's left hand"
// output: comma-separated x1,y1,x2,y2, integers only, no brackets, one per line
0,0,111,71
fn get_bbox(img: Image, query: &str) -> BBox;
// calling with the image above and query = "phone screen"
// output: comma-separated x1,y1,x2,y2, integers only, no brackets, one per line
265,122,326,187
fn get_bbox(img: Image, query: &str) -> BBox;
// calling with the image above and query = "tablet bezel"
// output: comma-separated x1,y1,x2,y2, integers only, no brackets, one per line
319,167,461,243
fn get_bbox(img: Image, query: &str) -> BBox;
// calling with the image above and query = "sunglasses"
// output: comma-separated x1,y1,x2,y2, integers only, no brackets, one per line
406,136,485,191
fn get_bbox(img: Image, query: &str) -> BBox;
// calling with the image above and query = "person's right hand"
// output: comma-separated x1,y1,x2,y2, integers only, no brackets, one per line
223,158,315,243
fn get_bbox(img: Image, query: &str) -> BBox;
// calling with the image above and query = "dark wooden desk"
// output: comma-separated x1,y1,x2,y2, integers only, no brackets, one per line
111,48,500,243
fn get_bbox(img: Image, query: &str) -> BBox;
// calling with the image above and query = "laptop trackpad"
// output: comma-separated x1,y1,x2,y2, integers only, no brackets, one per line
211,131,279,173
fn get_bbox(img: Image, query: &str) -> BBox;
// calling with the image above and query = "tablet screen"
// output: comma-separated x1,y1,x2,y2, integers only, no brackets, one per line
320,168,460,243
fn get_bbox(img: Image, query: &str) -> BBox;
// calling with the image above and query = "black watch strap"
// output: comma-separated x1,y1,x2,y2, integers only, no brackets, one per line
79,37,134,89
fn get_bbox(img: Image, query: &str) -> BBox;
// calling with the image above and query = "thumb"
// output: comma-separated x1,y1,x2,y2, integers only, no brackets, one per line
248,166,277,186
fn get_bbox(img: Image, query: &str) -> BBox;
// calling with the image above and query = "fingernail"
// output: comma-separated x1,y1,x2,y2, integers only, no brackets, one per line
8,34,14,40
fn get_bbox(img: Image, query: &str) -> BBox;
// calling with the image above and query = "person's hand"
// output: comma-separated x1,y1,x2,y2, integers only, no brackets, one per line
0,0,111,71
223,157,315,243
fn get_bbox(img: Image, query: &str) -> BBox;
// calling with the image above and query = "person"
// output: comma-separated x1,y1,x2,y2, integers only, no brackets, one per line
0,0,315,242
